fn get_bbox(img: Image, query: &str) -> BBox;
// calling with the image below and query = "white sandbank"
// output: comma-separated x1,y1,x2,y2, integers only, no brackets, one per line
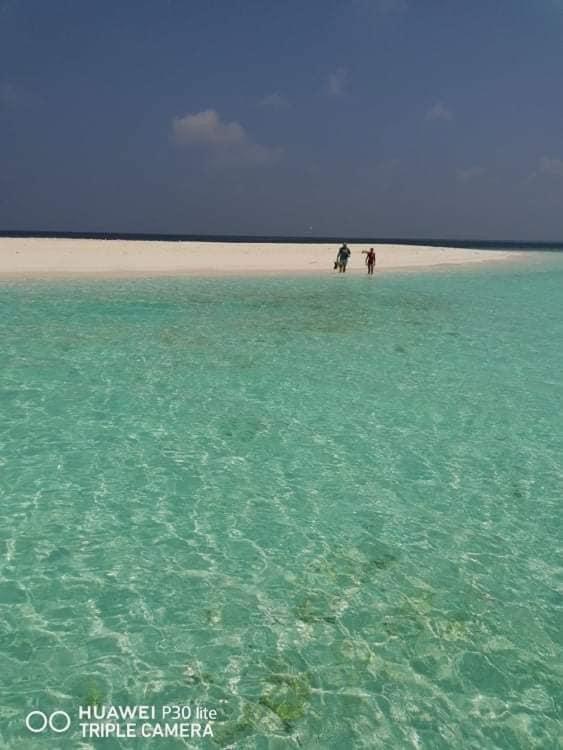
0,237,523,279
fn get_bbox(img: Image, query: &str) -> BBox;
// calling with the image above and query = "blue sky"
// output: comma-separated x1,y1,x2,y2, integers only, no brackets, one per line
1,0,563,239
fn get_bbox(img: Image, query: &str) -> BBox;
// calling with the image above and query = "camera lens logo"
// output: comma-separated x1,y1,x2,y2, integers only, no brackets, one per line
25,710,71,734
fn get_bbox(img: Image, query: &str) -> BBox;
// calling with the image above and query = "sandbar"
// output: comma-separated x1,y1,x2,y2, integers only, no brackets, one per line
0,237,525,279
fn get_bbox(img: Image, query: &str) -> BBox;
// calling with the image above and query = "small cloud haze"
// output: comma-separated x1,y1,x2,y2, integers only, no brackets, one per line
0,81,33,110
538,156,563,177
172,109,245,146
457,166,486,183
0,82,17,108
172,109,282,167
327,68,347,96
259,93,290,110
425,101,453,122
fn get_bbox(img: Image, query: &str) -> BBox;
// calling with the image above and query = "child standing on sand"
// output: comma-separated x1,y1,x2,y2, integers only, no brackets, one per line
363,248,376,275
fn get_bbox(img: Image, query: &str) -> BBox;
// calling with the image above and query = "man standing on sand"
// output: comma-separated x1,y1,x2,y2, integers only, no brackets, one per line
336,243,351,273
365,247,376,275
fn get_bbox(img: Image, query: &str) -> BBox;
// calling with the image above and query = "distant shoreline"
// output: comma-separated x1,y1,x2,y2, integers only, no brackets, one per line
0,237,530,280
0,230,562,251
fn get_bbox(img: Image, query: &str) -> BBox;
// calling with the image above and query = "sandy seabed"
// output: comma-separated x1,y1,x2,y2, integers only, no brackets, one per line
0,237,523,279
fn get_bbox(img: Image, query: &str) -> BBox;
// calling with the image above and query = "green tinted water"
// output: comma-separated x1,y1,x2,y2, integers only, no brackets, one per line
0,260,562,748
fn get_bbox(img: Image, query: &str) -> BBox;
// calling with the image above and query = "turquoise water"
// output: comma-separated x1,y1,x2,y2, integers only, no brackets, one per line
0,260,562,749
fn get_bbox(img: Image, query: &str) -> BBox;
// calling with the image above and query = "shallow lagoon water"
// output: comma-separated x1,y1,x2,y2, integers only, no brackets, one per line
0,260,562,748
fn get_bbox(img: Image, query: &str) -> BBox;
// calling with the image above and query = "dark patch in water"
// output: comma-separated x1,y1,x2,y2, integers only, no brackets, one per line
259,671,312,725
222,415,269,442
0,389,22,400
378,291,452,316
295,597,337,625
46,547,71,564
355,538,398,571
369,557,396,571
84,683,105,707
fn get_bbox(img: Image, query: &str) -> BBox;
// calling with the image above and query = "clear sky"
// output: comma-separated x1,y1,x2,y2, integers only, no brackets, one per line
1,0,563,239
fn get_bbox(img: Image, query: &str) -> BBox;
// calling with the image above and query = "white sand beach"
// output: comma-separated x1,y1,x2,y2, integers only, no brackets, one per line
0,237,522,278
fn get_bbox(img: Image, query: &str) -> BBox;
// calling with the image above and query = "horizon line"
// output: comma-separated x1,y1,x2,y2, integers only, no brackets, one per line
1,229,562,249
